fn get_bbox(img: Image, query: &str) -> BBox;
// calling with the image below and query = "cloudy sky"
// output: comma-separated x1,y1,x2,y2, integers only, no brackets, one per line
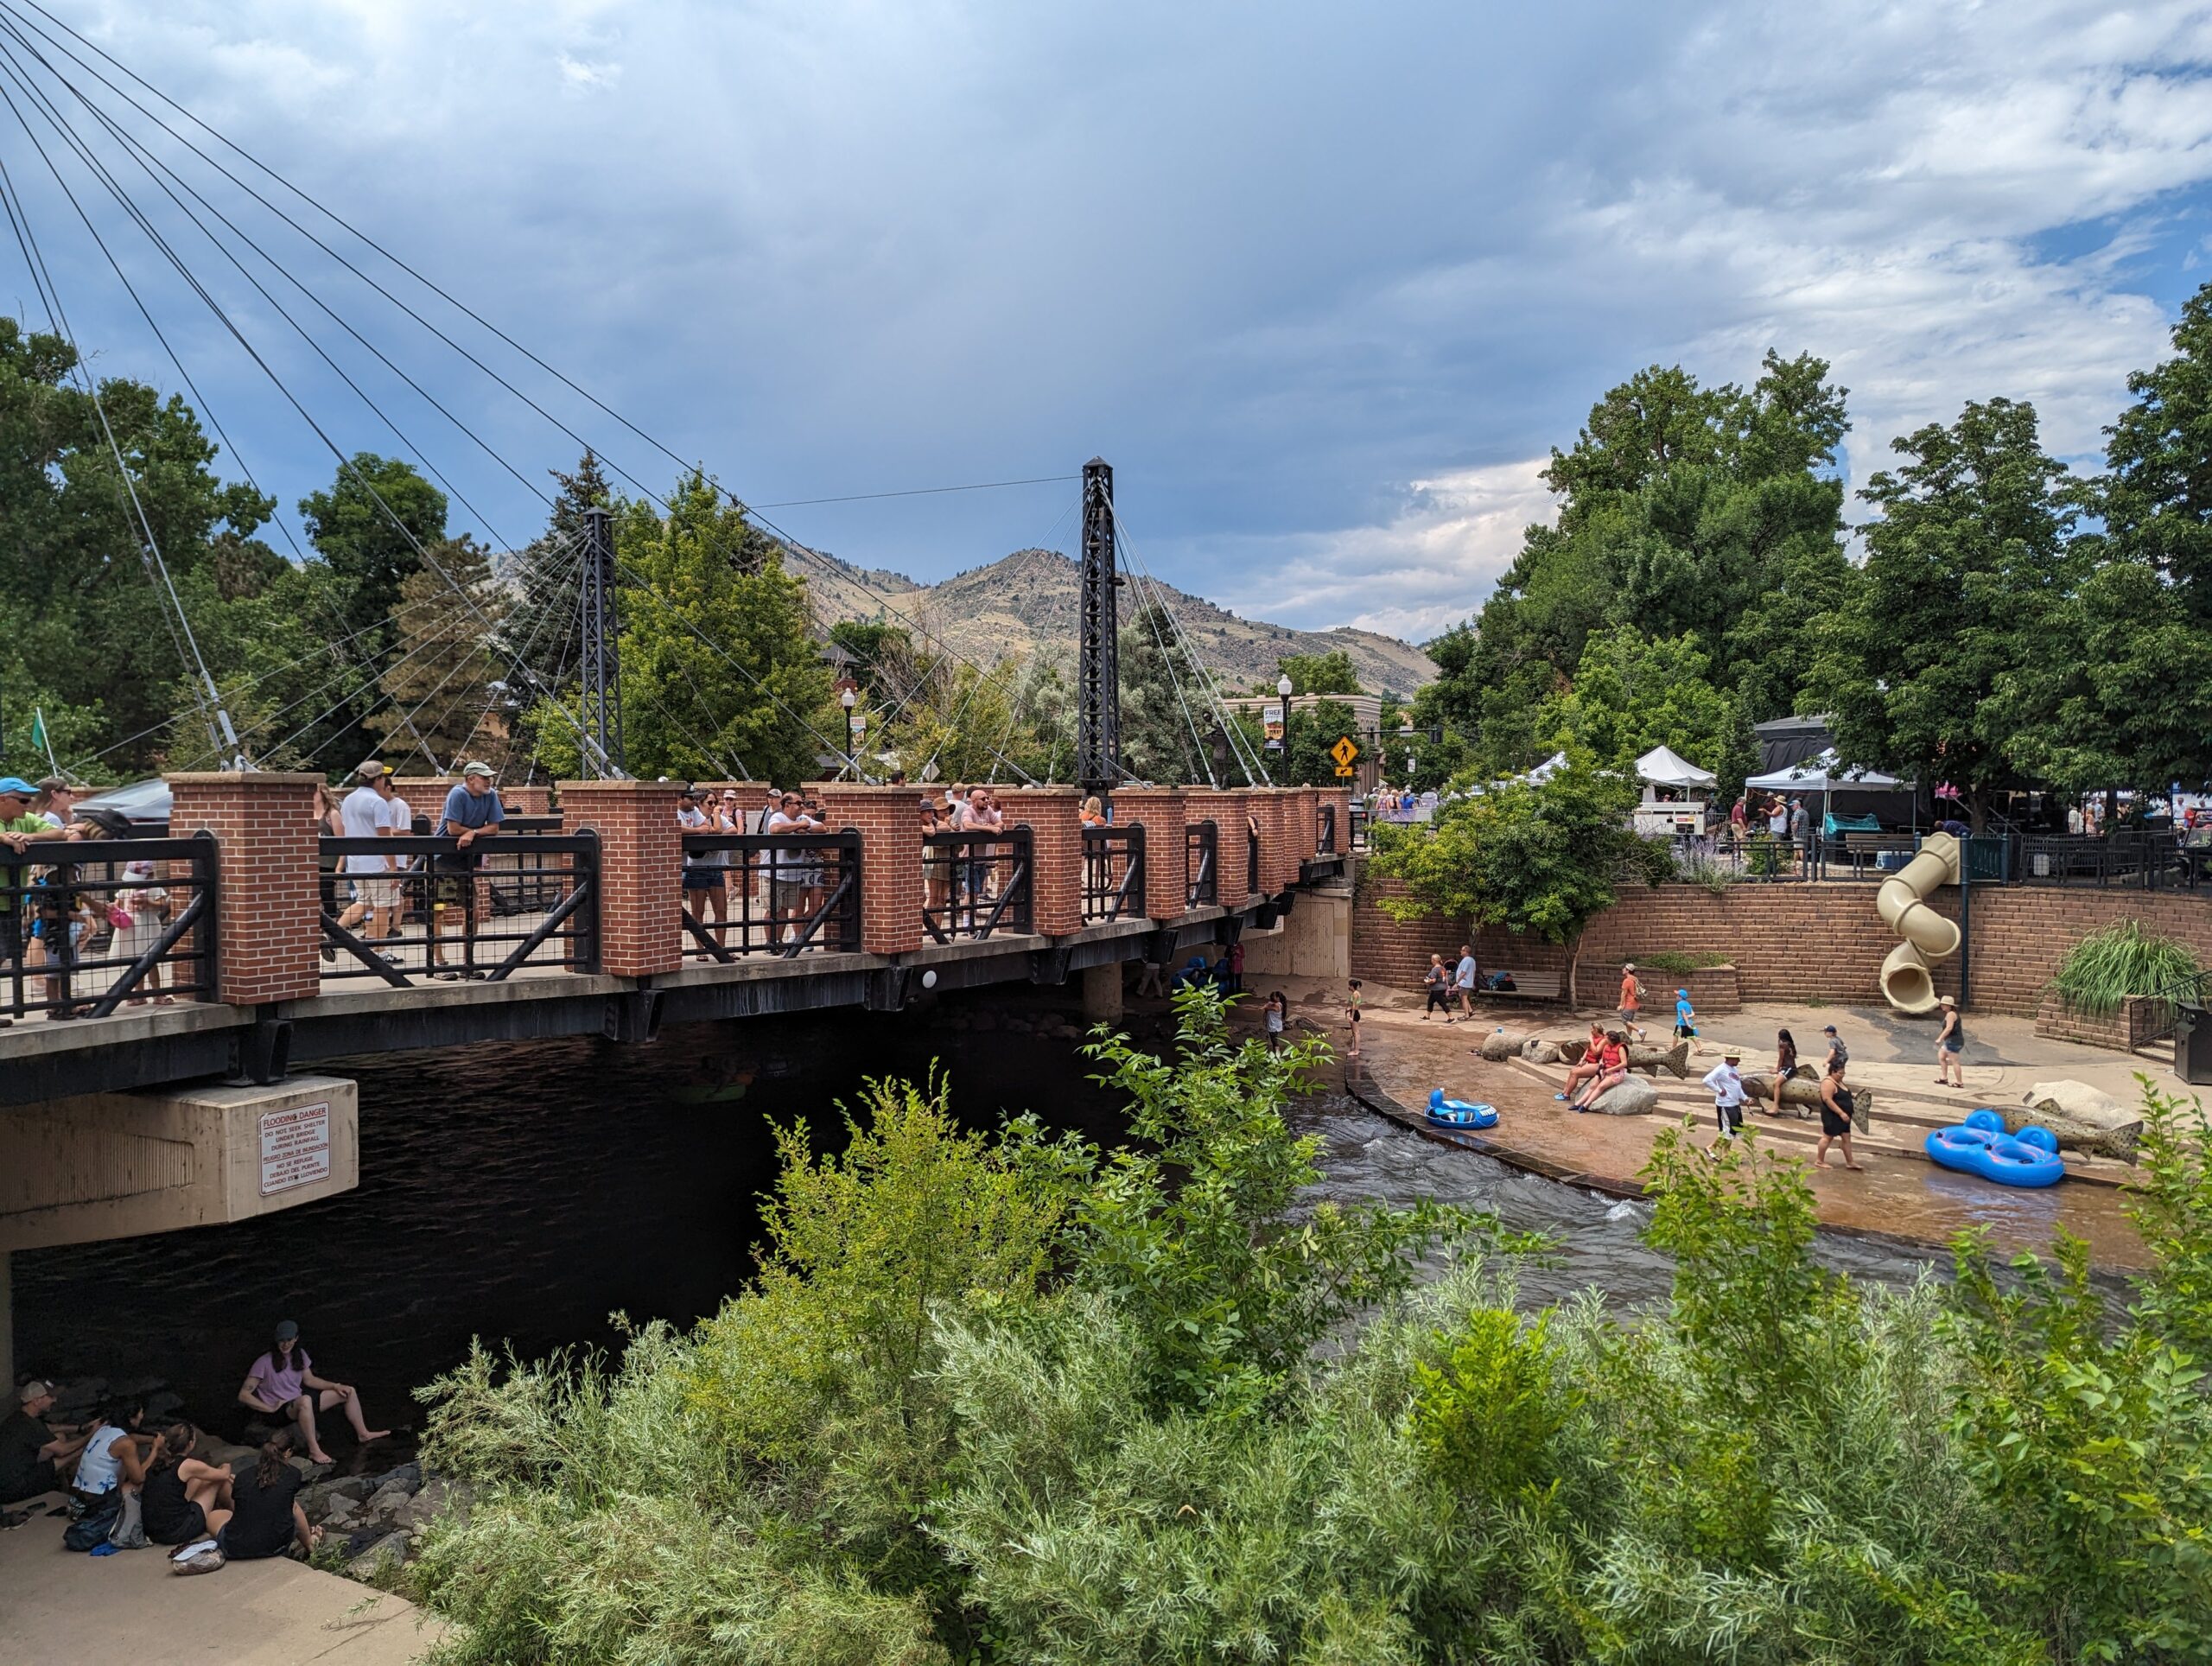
10,1,2212,643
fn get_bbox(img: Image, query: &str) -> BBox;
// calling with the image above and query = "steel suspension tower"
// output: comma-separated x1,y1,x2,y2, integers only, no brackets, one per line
579,505,626,778
1076,457,1121,794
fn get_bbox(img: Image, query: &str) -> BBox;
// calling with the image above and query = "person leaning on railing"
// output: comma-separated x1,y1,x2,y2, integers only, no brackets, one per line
429,762,504,980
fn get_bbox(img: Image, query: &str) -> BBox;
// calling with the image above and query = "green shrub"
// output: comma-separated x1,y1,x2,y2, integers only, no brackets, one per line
1634,949,1732,974
2050,919,2202,1018
1412,1307,1579,1500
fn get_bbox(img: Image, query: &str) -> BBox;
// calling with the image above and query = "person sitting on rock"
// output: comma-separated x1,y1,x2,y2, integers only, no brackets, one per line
0,1378,87,1504
1571,1031,1629,1113
237,1319,389,1466
68,1392,152,1508
219,1441,318,1561
1555,1023,1609,1102
140,1423,233,1546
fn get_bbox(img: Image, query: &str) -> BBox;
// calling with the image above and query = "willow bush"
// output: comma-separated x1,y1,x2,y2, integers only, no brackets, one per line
407,997,2212,1665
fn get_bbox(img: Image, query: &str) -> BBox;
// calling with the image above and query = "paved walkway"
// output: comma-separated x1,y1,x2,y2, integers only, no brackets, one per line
1266,979,2182,1269
1,1491,440,1665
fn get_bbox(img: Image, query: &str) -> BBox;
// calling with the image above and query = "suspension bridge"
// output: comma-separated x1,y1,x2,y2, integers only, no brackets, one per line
0,10,1360,1386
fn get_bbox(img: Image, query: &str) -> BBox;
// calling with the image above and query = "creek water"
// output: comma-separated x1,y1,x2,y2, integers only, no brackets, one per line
16,1004,1951,1453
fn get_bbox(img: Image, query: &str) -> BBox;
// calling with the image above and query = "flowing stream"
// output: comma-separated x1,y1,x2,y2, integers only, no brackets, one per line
16,1004,1953,1448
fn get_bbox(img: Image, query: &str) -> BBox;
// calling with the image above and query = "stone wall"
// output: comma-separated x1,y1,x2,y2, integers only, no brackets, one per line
1351,867,2212,1017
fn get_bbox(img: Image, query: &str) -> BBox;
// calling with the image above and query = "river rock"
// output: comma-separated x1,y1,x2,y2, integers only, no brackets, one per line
346,1529,410,1582
1558,1038,1589,1065
1519,1037,1563,1065
1478,1029,1524,1062
1587,1077,1659,1116
364,1479,415,1520
397,1478,456,1531
320,1496,359,1529
301,1475,372,1515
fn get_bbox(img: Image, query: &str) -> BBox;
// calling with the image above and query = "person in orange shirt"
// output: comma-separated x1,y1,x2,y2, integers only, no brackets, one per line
1617,963,1646,1041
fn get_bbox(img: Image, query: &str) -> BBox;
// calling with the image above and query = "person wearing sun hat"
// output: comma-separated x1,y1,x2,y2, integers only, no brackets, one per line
1934,994,1965,1089
0,777,57,988
1701,1048,1748,1137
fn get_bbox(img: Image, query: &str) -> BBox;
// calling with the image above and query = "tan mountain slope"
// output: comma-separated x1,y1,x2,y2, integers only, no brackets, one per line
800,546,1435,694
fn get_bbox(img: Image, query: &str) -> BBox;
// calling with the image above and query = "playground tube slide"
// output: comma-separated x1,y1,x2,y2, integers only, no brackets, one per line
1877,831,1960,1014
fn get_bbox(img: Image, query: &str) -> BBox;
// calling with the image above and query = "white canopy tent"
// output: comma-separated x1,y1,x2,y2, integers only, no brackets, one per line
1744,748,1904,792
1522,751,1567,785
1635,744,1716,788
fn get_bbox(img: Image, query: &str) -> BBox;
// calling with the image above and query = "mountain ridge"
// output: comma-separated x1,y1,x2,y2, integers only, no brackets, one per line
797,545,1435,694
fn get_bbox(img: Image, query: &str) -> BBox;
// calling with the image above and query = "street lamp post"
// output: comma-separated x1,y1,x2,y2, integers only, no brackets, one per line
841,687,860,780
1274,672,1293,760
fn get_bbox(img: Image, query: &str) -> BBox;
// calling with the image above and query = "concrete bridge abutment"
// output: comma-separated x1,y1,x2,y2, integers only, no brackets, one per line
0,1075,359,1388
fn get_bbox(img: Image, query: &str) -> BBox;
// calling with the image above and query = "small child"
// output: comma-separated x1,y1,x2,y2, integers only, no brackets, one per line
1263,990,1287,1053
1344,979,1363,1059
1675,988,1697,1039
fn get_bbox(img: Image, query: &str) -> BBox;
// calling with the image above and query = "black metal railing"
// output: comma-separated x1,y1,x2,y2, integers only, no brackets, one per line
924,827,1033,942
2136,970,2212,1050
3,833,217,1021
1083,823,1146,923
319,832,600,985
1317,803,1338,855
1185,819,1217,908
678,830,861,959
2019,831,2204,891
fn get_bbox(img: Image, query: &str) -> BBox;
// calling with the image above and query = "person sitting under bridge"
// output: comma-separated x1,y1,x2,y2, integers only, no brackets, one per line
237,1319,388,1466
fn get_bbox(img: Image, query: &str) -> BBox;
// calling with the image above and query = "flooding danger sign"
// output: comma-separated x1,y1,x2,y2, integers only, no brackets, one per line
259,1101,333,1196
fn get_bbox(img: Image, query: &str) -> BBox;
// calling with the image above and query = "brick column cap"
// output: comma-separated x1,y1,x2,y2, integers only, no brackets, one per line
806,782,932,798
167,770,327,786
557,778,686,797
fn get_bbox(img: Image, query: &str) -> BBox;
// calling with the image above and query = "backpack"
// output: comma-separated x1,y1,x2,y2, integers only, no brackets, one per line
62,1492,120,1551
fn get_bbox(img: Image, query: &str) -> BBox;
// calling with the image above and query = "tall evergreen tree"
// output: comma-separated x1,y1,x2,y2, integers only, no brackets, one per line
1119,601,1213,785
365,536,507,771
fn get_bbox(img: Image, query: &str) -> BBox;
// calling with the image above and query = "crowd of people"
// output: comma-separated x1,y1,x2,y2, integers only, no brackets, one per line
2,1319,391,1570
0,774,167,1020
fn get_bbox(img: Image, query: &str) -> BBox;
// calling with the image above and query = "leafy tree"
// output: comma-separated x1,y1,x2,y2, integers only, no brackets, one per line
1369,747,1671,1001
1807,398,2085,830
1537,624,1756,797
298,451,448,644
828,619,914,704
502,449,610,709
1276,647,1360,695
1118,601,1212,784
1277,696,1359,785
365,536,506,771
613,471,837,785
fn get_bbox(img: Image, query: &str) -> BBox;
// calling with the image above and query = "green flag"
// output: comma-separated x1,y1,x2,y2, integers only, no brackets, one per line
29,709,46,752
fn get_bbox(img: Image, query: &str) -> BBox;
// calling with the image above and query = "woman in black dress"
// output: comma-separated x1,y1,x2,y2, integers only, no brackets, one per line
140,1423,233,1545
1815,1059,1865,1171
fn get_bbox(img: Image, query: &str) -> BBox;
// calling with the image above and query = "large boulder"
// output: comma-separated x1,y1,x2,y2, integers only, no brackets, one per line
2019,1080,2143,1163
1587,1077,1660,1116
1478,1029,1525,1062
1520,1037,1563,1065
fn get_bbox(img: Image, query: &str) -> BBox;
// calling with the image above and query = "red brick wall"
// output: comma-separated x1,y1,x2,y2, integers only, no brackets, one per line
1293,786,1319,863
1202,790,1253,909
560,779,683,976
1318,786,1351,855
812,783,921,955
168,772,323,1005
1114,788,1189,921
1351,868,2212,1016
1003,786,1083,936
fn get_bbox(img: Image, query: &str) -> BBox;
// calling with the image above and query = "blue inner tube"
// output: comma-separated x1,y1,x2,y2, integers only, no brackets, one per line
1964,1109,2006,1134
2013,1125,2059,1154
1925,1122,2064,1187
1427,1089,1499,1129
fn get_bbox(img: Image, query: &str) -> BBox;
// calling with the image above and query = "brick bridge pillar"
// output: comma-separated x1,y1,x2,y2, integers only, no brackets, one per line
1318,785,1352,854
1112,787,1189,921
560,779,683,977
1205,788,1253,910
811,782,921,956
168,772,325,1007
1001,786,1083,936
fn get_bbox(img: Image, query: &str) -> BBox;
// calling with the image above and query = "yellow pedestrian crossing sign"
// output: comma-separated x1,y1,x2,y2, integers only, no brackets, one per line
1330,736,1358,767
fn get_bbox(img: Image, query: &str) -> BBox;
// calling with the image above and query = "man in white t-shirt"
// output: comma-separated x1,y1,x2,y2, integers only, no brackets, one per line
334,762,407,948
765,791,823,942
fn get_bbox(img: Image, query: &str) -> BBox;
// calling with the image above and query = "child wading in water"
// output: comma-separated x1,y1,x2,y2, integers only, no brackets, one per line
1263,990,1287,1053
1344,979,1363,1059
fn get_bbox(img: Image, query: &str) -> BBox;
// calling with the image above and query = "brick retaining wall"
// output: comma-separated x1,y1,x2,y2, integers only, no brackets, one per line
1352,868,2212,1017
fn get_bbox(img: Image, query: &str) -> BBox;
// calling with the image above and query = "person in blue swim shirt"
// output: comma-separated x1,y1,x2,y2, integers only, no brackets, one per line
1674,989,1696,1038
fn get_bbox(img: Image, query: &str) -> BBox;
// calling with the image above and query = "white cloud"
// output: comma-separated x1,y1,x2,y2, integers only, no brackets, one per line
1213,461,1554,641
556,54,620,93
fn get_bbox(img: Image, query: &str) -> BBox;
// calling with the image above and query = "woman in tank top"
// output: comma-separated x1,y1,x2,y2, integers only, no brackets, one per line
69,1396,150,1504
140,1423,234,1545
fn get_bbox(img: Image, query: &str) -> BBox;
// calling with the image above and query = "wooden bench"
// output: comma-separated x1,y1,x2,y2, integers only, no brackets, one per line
1475,971,1564,1003
1841,830,1915,876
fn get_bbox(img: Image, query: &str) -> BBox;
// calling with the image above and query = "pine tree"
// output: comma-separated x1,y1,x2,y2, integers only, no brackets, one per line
504,449,612,703
366,536,507,771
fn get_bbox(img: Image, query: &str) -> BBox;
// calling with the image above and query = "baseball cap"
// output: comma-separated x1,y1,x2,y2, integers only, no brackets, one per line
357,760,389,780
461,761,494,779
273,1319,300,1342
1676,988,1688,996
17,1378,54,1404
1623,961,1636,971
0,776,35,797
1821,1024,1839,1034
